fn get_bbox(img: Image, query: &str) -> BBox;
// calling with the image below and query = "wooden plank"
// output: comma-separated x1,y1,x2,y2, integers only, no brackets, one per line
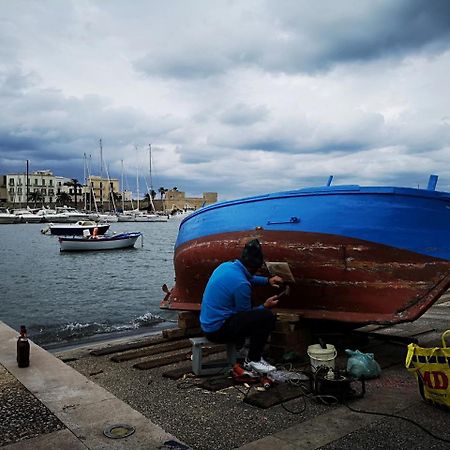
162,365,193,380
162,327,202,339
133,346,225,370
90,335,168,356
198,375,234,391
111,340,192,362
244,383,304,409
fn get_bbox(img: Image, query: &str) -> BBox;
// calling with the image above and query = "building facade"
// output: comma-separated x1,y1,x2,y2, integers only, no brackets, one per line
5,171,60,206
163,189,218,211
86,176,120,210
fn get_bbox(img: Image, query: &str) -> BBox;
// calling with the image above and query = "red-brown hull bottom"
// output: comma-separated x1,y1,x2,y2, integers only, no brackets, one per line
160,231,450,325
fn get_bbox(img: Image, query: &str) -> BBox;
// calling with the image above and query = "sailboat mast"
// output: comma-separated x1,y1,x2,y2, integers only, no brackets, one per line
148,144,156,213
136,145,139,211
99,138,104,210
121,159,125,212
83,153,87,211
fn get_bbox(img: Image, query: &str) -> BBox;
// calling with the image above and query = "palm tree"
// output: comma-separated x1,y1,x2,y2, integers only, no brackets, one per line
158,186,166,200
64,178,82,208
28,191,44,208
56,192,72,206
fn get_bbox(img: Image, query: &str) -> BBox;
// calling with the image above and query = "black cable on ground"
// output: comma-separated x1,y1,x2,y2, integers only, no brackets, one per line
344,402,450,443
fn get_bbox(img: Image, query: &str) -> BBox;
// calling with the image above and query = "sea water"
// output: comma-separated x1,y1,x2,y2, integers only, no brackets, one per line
0,219,182,347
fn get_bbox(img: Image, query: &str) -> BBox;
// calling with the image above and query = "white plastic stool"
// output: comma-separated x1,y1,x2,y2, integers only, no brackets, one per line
190,337,237,376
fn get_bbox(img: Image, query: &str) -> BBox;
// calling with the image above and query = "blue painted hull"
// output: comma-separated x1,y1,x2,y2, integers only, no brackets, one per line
176,185,450,261
162,184,450,324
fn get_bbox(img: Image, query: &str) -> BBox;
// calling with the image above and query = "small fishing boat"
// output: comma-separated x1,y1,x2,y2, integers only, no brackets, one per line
42,220,110,236
59,232,142,251
160,175,450,326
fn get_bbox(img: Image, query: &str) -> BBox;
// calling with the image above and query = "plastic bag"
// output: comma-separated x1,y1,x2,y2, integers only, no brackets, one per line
405,330,450,409
345,349,381,379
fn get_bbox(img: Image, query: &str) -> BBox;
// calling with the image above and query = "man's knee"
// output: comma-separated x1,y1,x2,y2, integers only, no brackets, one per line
258,308,276,328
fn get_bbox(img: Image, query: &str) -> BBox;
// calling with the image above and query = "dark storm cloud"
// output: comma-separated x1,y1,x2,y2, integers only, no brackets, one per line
134,0,450,79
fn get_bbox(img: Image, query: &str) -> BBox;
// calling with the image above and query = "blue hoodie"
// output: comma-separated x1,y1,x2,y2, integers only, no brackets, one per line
200,260,268,333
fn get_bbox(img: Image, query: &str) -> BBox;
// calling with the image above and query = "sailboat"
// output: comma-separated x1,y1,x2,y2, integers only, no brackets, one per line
118,144,168,222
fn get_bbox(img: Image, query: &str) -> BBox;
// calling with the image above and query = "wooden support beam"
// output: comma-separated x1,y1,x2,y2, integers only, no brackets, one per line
133,346,226,370
111,340,192,362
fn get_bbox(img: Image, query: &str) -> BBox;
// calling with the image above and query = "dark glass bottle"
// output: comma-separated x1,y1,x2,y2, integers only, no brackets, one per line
17,325,30,368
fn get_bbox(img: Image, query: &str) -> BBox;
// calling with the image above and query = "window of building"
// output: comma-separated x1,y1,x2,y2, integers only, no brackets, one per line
42,179,46,186
9,187,14,193
49,197,53,203
34,179,38,185
41,189,46,195
18,188,22,194
49,180,53,186
9,179,14,186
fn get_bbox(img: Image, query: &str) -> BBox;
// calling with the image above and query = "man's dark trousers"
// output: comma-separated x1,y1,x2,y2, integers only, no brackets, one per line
205,308,276,361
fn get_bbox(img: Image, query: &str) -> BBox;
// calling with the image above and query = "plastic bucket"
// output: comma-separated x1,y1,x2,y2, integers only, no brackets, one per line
307,344,337,372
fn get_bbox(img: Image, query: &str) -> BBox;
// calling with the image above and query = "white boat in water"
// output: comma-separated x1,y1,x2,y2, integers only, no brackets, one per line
0,208,17,224
88,212,119,223
117,210,169,222
59,232,142,251
55,206,90,222
42,220,110,236
12,208,42,223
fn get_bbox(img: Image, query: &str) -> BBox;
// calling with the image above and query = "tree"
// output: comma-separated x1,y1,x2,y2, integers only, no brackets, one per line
158,187,167,200
56,192,72,206
64,178,82,208
28,191,44,208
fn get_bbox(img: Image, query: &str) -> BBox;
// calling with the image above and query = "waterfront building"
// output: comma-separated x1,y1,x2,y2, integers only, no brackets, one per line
5,171,59,206
86,175,120,211
162,189,217,212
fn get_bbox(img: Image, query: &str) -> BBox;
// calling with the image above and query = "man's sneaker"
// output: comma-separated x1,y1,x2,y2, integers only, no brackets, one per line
243,358,276,374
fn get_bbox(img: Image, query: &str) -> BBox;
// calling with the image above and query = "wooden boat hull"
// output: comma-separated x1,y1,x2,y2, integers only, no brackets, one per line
161,230,450,325
161,182,450,325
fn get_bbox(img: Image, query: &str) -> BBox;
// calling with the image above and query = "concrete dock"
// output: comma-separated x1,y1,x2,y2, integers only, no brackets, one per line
1,297,450,449
0,322,184,449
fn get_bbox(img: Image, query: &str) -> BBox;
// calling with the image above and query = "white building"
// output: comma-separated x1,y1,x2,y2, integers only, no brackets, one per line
5,171,74,206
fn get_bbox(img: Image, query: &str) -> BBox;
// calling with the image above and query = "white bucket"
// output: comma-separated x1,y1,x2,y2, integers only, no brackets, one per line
307,344,337,372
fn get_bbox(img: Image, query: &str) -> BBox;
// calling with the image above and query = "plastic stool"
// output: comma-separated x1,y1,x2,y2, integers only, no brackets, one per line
190,337,237,376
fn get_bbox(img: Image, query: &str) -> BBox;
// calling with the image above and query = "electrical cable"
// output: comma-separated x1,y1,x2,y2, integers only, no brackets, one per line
343,402,450,443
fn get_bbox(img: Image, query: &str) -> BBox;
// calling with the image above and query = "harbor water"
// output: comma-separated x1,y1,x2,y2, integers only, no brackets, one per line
0,219,182,348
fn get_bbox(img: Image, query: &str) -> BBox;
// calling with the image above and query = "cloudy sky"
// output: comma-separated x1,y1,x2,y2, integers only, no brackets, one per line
1,0,450,200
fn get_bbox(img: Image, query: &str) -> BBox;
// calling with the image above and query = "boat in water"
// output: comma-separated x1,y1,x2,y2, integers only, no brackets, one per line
0,208,17,224
42,220,110,236
160,175,450,326
59,232,142,251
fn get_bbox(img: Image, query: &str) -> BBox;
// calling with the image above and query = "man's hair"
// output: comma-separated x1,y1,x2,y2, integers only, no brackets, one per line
240,238,264,269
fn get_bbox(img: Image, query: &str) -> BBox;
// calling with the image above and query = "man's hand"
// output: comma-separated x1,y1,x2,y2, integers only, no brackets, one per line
268,275,283,288
263,295,279,309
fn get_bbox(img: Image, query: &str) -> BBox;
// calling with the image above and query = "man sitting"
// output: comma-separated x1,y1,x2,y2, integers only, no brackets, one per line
200,239,282,374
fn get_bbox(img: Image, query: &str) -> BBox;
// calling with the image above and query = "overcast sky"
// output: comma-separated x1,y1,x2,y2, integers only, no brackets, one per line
1,0,450,200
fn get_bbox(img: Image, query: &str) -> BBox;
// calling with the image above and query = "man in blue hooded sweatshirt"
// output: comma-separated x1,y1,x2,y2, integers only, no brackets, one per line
200,238,283,374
